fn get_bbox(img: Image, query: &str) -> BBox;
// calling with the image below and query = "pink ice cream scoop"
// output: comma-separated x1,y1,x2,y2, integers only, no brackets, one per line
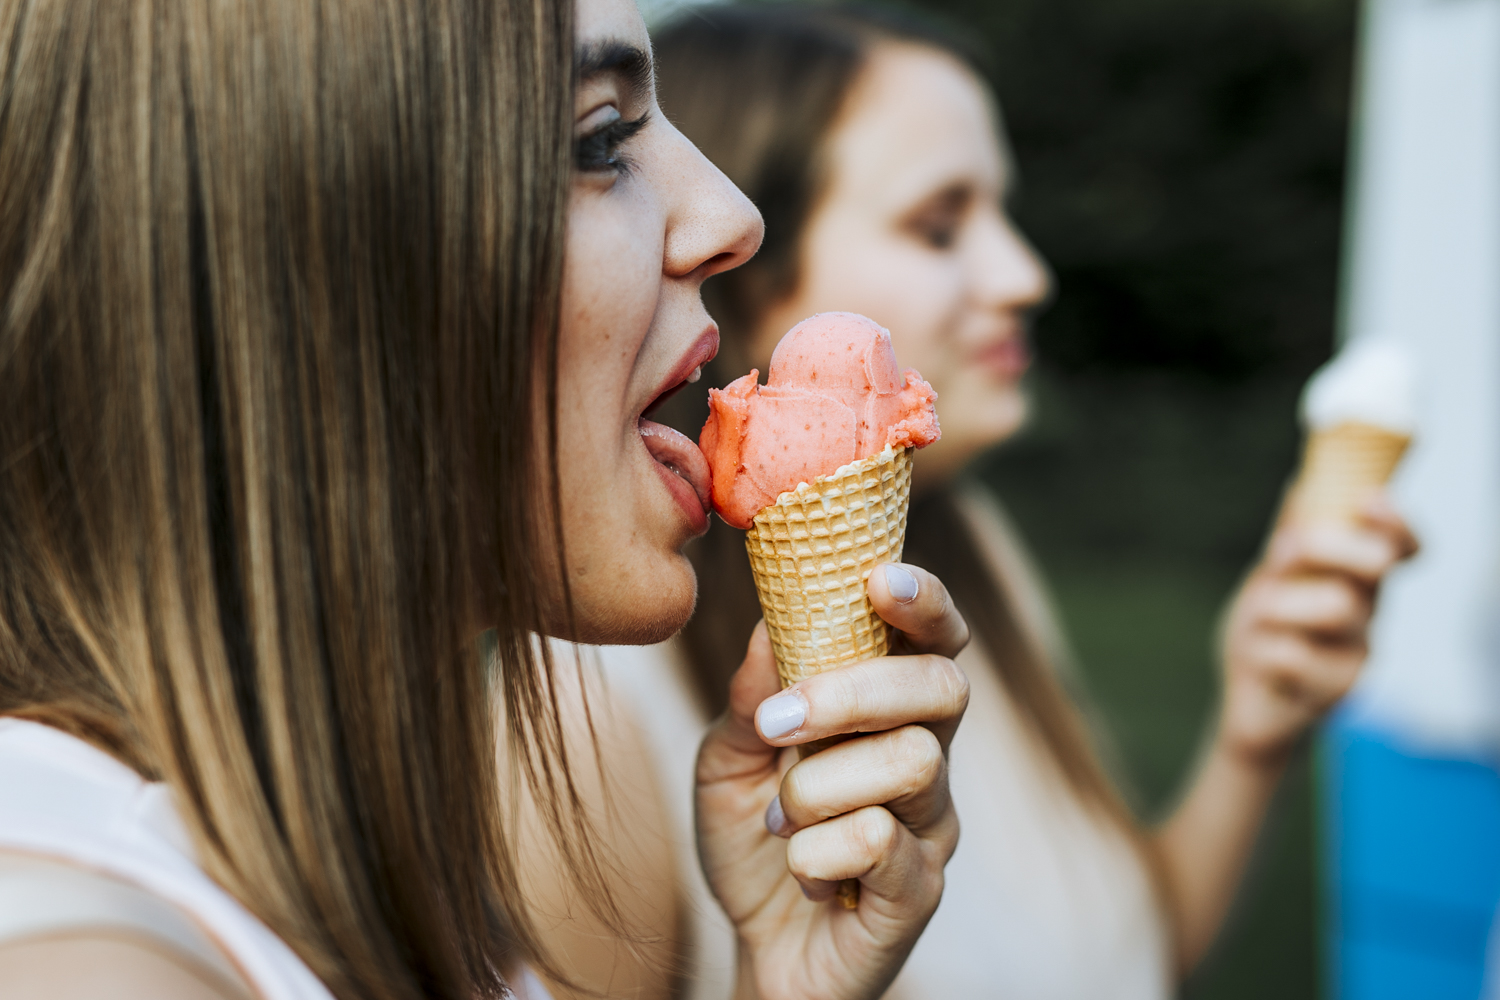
699,312,940,529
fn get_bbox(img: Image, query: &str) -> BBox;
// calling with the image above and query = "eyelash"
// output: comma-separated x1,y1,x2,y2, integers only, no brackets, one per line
575,112,649,175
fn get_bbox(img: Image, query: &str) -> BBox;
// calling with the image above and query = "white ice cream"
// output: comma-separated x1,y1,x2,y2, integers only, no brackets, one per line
1300,338,1419,434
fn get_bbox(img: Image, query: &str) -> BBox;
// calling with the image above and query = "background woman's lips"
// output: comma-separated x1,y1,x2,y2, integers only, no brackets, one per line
640,418,711,525
973,335,1031,378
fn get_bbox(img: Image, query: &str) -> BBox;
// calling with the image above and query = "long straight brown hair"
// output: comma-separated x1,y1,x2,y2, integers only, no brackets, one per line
0,1,605,998
653,3,1139,838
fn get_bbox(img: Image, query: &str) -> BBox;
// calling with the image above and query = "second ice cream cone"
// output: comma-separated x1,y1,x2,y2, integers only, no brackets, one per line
1288,421,1410,524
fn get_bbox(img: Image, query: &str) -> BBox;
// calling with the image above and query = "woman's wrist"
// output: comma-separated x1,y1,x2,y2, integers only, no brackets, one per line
1212,720,1296,783
1213,670,1313,777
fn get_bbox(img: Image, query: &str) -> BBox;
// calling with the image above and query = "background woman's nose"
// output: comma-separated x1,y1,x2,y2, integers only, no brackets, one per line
662,128,765,282
970,210,1051,313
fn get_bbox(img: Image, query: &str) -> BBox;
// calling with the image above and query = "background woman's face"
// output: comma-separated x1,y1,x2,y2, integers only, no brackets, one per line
551,0,761,643
754,43,1051,486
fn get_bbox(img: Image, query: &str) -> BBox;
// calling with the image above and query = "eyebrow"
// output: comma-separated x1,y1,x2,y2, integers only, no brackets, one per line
902,181,975,217
574,40,653,107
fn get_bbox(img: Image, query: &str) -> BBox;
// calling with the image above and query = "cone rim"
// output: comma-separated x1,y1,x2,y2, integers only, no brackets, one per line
753,445,910,525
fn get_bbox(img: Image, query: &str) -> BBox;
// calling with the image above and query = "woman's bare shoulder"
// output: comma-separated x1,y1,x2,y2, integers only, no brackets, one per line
0,933,252,1000
0,849,255,1000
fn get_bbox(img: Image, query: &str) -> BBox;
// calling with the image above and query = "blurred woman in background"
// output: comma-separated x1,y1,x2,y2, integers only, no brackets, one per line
569,5,1417,999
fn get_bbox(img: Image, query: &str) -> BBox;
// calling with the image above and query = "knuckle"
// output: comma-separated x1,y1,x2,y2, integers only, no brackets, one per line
844,667,880,720
856,807,900,861
809,668,864,724
925,655,970,715
888,725,944,793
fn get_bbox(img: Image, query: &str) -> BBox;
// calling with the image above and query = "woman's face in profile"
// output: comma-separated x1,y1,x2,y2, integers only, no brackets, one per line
755,43,1051,486
548,0,761,643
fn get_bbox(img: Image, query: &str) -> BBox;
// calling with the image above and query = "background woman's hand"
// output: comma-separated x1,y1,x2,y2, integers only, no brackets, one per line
1156,495,1416,972
1219,496,1418,766
695,564,969,1000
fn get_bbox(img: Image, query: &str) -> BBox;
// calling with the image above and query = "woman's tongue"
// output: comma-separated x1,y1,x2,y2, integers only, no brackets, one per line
639,418,711,512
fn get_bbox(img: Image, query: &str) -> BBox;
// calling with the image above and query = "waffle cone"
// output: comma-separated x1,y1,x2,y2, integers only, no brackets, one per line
742,446,914,911
745,446,914,687
1288,421,1410,524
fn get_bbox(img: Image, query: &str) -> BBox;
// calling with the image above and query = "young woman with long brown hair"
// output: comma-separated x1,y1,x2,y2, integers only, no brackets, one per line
0,1,972,998
562,5,1418,999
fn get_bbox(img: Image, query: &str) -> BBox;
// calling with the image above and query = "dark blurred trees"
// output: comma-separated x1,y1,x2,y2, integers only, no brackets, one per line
972,0,1353,382
907,0,1360,996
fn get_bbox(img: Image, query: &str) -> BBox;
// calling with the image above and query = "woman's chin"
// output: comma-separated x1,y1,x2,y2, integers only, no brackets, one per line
566,560,697,646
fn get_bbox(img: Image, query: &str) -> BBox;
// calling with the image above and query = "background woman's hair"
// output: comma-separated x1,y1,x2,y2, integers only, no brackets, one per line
0,2,610,998
653,2,1138,834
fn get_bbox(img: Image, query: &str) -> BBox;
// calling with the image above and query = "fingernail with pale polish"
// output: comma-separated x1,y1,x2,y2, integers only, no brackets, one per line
764,795,792,837
757,691,806,739
884,563,919,603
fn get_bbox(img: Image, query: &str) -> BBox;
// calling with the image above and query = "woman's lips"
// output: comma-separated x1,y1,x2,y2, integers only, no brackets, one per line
973,335,1030,379
642,365,702,420
640,418,711,532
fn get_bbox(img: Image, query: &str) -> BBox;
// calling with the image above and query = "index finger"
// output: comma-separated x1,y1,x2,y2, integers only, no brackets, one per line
754,653,970,752
868,562,970,659
1264,519,1412,588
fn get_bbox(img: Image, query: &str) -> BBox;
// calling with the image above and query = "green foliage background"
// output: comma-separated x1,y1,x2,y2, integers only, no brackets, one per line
907,0,1362,995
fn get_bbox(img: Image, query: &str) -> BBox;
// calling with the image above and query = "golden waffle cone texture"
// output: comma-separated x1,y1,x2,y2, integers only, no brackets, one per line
1290,421,1411,524
744,446,914,688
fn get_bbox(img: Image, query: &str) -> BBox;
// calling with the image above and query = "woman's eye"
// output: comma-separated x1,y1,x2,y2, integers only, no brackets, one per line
902,185,973,251
575,110,649,175
908,213,961,251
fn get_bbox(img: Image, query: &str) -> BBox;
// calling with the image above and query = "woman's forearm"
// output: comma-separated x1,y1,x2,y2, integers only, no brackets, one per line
1150,736,1288,977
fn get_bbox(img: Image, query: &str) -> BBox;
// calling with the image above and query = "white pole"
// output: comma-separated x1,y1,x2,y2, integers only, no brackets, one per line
1339,0,1500,750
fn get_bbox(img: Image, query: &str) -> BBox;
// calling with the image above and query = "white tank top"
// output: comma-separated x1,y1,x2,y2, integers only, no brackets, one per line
0,719,558,1000
0,717,334,1000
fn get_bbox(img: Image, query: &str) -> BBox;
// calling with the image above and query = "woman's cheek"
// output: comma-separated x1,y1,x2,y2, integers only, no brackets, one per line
569,171,666,283
860,243,967,377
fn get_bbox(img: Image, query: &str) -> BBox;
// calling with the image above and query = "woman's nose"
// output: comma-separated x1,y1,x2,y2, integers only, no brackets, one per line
970,210,1052,313
661,125,764,282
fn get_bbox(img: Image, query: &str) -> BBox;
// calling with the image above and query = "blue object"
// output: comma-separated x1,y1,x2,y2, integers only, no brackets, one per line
1322,711,1500,999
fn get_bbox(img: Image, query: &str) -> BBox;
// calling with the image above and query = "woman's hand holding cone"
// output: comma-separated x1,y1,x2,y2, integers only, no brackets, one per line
695,563,969,1000
1220,495,1419,766
1155,495,1418,971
